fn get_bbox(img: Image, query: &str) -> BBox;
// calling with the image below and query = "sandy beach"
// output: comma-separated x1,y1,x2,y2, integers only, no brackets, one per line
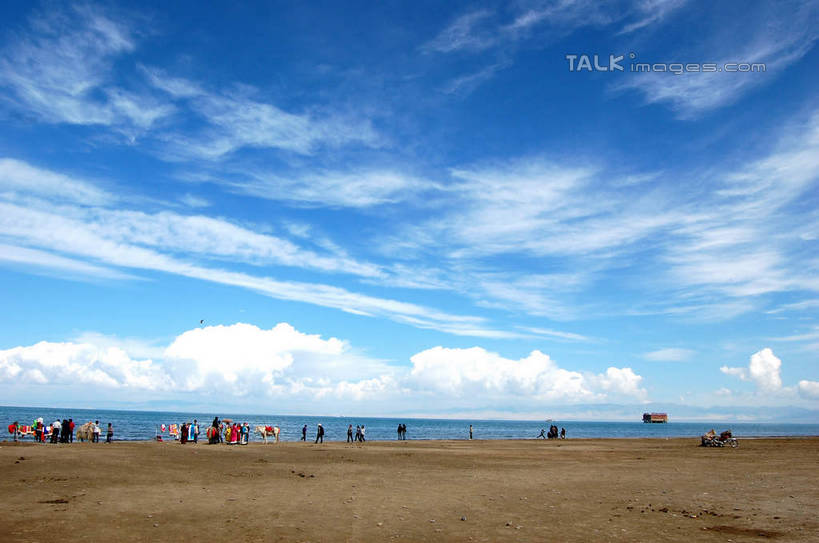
1,437,817,542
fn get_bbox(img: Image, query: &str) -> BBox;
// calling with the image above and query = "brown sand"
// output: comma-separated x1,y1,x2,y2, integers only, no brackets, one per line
1,437,817,542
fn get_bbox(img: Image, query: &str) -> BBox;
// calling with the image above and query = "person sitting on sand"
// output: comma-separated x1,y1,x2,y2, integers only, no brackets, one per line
701,429,717,446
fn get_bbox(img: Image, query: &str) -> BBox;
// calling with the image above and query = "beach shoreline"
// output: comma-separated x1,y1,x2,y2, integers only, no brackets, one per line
2,437,817,542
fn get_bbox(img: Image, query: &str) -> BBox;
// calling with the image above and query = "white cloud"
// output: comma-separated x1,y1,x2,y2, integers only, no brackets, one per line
615,3,819,116
154,84,380,160
0,340,168,390
618,0,690,34
1,324,645,407
422,10,496,53
408,346,646,402
0,243,137,280
643,348,695,362
0,158,113,205
721,348,784,393
179,193,211,208
0,159,521,338
0,323,394,400
227,169,437,208
748,348,783,392
798,380,819,399
0,6,172,131
719,365,749,381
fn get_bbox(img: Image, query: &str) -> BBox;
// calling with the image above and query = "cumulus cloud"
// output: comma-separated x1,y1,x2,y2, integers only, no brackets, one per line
408,346,645,402
0,324,649,409
0,341,167,390
720,348,816,400
798,380,819,399
0,323,392,401
722,348,783,389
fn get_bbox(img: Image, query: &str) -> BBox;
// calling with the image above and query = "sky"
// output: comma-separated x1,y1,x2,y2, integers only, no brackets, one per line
0,1,818,420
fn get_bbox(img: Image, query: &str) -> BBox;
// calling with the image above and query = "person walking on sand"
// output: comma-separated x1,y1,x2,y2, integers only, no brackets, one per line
315,423,324,444
302,424,307,441
537,428,546,439
355,425,361,442
347,424,354,443
469,424,473,440
106,423,114,443
360,425,366,442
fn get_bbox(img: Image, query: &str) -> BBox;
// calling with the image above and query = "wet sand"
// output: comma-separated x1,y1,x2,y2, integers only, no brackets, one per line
1,437,817,542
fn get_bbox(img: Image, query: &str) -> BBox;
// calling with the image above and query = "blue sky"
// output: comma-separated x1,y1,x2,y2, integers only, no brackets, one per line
0,1,818,420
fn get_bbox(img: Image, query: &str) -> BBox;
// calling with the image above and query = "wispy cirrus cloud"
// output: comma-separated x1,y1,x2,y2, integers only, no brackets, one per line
0,158,525,339
422,10,497,53
380,109,819,321
615,2,819,117
218,168,439,208
0,7,381,158
618,0,690,35
151,83,381,160
643,348,694,362
0,5,172,132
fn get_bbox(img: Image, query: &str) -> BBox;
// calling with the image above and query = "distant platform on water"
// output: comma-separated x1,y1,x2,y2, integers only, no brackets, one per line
643,412,668,423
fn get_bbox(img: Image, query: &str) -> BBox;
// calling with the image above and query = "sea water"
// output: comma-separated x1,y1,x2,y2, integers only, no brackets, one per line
3,405,818,442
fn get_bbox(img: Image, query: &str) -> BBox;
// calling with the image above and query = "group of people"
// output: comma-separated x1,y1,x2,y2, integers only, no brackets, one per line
538,425,566,439
7,418,113,443
176,420,200,444
345,424,366,443
396,423,408,440
200,418,250,445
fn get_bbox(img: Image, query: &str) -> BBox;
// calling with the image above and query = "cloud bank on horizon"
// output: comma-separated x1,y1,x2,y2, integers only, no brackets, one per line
0,1,817,417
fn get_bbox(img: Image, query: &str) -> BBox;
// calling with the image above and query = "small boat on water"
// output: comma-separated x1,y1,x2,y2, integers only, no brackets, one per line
642,412,668,423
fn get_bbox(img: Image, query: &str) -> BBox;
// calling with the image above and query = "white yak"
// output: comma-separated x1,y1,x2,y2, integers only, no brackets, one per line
255,425,280,444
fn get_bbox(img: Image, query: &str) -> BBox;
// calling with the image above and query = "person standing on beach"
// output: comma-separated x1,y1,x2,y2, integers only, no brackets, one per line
51,419,61,443
60,419,70,443
355,425,361,442
68,419,75,443
347,424,354,443
11,421,19,442
469,425,473,440
397,424,402,440
402,424,407,440
360,425,366,442
302,424,307,441
560,428,566,439
315,423,324,443
93,421,101,443
106,423,113,443
193,420,199,444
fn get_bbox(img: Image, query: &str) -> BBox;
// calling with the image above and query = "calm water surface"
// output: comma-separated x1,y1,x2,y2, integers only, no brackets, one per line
3,406,817,442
